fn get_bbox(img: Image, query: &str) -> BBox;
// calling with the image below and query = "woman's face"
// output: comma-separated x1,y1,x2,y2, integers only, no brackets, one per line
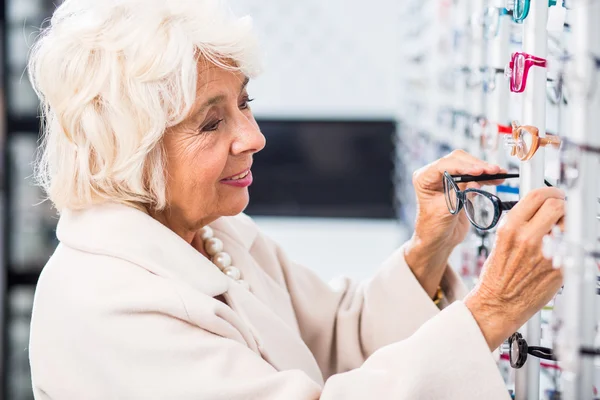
160,61,265,240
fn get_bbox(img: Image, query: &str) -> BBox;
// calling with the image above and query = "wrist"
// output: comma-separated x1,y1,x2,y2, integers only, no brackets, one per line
464,289,517,351
404,234,453,297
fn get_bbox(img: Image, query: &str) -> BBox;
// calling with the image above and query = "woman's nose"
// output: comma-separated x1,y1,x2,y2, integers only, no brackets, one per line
231,118,266,155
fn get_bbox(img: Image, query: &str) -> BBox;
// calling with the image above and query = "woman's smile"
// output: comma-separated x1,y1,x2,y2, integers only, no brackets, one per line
220,169,253,187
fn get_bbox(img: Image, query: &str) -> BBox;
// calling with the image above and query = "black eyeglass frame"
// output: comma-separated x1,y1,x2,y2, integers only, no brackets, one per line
443,171,519,231
508,332,557,369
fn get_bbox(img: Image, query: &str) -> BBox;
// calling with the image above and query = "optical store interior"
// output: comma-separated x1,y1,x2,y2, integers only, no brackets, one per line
1,0,600,399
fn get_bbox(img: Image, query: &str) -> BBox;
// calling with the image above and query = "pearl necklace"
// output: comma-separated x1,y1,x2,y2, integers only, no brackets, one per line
199,226,250,291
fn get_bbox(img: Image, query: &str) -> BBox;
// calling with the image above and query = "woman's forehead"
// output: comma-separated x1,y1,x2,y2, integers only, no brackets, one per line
196,61,247,94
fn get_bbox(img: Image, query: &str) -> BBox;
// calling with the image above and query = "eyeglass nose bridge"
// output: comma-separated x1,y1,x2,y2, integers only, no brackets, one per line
504,64,513,80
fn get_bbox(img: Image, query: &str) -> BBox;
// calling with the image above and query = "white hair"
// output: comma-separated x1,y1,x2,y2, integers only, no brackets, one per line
28,0,261,212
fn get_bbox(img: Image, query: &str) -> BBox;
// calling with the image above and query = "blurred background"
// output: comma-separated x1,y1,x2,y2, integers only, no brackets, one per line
0,0,413,398
1,0,585,397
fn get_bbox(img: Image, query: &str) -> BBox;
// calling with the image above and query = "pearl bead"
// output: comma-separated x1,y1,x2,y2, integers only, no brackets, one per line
212,252,232,270
203,234,251,291
199,226,214,241
205,237,223,256
223,266,242,281
237,280,250,291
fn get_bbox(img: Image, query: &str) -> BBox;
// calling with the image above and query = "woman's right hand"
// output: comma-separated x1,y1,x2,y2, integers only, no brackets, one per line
464,187,566,350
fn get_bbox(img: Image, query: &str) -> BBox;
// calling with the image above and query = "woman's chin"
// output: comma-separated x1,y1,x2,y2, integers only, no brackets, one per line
223,192,250,216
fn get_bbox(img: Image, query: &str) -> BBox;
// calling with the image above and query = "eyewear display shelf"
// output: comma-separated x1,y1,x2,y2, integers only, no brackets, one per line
398,0,600,399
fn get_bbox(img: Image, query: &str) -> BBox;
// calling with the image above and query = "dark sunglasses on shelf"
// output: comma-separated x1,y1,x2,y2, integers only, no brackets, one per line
508,332,556,369
443,171,553,231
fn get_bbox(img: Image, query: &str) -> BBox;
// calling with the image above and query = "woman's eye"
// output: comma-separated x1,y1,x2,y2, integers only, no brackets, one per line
240,97,255,110
202,119,223,132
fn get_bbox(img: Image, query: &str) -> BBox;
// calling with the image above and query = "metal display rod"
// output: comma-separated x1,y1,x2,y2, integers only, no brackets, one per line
560,2,600,398
486,6,511,168
455,0,470,151
467,0,486,159
514,1,549,399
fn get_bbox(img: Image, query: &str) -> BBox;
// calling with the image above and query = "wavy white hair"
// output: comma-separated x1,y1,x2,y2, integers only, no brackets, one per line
28,0,261,212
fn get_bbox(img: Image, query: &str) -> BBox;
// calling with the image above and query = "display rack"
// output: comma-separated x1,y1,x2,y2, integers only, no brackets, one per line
514,1,549,398
397,0,600,398
559,1,600,399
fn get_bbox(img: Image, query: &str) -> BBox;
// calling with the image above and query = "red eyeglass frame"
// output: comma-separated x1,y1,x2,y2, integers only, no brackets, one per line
506,52,547,93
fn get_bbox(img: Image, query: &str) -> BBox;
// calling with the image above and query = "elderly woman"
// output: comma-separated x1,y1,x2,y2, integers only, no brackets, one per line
27,0,565,399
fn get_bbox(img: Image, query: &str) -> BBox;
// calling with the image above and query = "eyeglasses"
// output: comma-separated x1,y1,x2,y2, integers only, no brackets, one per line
505,121,562,161
554,52,600,101
472,119,512,151
543,229,600,271
443,172,519,231
559,138,600,189
508,332,556,369
457,66,506,93
469,7,513,39
436,108,487,139
505,0,566,24
505,52,547,93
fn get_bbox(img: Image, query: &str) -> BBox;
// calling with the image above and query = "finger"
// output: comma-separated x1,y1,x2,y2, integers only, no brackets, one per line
434,151,503,178
556,216,565,232
524,197,565,241
464,163,502,176
485,179,507,186
416,150,506,192
459,181,482,191
449,150,507,173
444,149,491,166
466,178,508,187
508,188,566,223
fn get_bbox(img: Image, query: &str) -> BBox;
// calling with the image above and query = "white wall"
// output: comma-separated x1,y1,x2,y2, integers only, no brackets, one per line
229,0,401,119
253,216,409,282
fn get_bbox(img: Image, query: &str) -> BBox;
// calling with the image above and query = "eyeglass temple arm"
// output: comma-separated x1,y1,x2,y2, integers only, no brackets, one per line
529,346,557,361
525,54,547,65
500,201,518,211
499,184,553,210
581,346,600,356
451,173,519,183
540,133,561,149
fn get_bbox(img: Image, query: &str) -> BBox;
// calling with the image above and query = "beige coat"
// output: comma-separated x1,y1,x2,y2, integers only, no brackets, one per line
29,203,510,399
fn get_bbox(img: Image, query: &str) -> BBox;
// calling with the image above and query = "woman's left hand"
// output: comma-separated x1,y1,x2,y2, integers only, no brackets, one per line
405,150,506,297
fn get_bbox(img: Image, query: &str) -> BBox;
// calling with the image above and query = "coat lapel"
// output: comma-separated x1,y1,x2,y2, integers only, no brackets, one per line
208,217,325,385
58,204,325,385
224,283,325,385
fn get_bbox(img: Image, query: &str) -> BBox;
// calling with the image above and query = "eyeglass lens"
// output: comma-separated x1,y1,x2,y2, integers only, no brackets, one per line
515,128,534,159
483,8,500,38
515,0,528,20
515,54,525,92
560,141,580,188
444,174,460,213
465,191,496,229
565,54,600,99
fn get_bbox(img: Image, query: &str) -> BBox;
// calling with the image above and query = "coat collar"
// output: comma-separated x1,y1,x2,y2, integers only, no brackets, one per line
56,203,257,297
